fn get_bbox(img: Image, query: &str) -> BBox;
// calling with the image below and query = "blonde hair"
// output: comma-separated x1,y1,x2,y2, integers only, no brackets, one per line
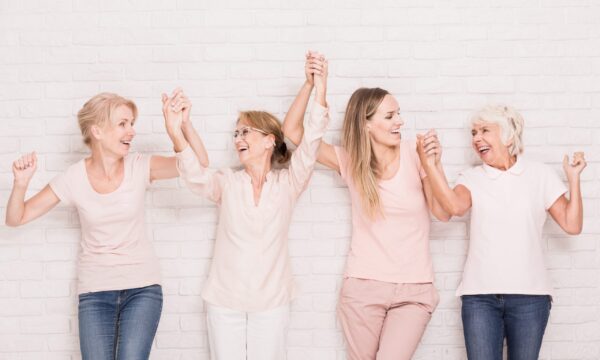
77,93,138,147
470,104,524,156
341,87,390,218
238,111,291,165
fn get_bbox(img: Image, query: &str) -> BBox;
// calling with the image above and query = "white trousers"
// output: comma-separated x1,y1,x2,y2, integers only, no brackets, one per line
206,303,290,360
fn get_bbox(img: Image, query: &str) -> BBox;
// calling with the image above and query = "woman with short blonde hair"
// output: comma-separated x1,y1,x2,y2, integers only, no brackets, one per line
6,90,206,360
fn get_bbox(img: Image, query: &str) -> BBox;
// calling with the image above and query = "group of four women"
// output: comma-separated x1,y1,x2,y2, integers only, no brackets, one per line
6,51,586,360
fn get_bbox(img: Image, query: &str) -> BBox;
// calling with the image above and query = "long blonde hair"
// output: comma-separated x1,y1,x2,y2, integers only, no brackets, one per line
341,88,390,218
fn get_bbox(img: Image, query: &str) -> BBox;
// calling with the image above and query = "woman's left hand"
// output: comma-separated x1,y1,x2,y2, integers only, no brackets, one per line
563,151,586,181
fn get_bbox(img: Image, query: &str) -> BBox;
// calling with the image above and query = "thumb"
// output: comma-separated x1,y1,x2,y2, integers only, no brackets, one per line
161,93,168,104
563,154,569,167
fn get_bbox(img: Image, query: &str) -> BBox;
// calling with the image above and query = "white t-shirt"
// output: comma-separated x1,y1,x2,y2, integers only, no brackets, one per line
455,157,567,297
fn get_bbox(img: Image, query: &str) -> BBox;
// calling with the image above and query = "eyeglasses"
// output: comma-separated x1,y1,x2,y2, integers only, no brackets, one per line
233,126,269,140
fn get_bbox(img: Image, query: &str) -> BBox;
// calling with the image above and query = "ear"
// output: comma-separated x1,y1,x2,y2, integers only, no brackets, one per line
90,125,103,142
264,134,276,149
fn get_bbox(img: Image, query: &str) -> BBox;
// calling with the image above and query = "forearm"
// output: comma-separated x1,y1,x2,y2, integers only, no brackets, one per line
6,182,28,226
426,166,452,221
424,163,464,216
282,81,313,146
565,177,583,233
181,121,209,167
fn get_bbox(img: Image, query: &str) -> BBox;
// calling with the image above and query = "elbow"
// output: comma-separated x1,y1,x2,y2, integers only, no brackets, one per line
565,225,583,236
5,218,20,227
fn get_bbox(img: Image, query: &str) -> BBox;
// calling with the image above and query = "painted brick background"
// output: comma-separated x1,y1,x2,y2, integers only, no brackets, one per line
1,0,599,359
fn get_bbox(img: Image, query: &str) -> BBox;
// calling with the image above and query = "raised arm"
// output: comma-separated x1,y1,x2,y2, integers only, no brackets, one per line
151,89,210,181
417,131,472,218
282,51,339,171
548,152,585,235
6,152,60,227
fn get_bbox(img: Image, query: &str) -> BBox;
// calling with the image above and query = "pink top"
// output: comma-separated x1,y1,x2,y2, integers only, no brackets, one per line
177,103,329,312
49,153,161,295
334,139,434,284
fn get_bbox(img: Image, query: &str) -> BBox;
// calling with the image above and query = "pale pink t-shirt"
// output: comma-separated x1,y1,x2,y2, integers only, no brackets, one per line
334,139,434,284
49,153,161,295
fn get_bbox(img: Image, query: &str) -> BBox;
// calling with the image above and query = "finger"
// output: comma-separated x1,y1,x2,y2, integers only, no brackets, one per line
31,152,37,166
563,155,569,168
17,158,25,170
26,153,33,166
161,93,168,103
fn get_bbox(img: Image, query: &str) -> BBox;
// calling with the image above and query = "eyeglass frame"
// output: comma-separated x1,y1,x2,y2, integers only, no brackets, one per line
233,126,270,140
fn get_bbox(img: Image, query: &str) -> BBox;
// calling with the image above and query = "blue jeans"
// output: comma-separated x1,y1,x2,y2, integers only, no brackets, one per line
78,284,163,360
461,294,551,360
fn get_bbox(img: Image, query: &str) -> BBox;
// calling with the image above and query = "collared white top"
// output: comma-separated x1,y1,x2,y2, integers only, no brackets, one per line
455,157,567,296
176,104,329,312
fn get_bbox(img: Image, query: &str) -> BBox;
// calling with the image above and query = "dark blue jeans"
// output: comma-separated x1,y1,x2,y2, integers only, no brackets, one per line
78,284,163,360
461,294,551,360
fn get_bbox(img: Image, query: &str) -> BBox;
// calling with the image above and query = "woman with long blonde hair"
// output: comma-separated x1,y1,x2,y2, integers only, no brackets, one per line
283,52,449,360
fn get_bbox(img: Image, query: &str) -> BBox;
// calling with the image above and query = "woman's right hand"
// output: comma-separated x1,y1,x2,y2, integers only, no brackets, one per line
417,129,442,169
310,53,328,107
161,90,190,153
304,51,324,87
12,152,37,186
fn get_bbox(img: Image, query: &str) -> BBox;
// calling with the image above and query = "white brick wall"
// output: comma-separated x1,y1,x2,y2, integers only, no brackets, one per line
1,0,599,359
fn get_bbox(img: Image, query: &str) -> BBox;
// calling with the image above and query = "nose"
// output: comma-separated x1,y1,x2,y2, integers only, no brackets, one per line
129,124,136,137
396,114,404,126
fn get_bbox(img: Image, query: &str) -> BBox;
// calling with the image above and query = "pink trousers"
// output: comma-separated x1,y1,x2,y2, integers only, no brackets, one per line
337,278,439,360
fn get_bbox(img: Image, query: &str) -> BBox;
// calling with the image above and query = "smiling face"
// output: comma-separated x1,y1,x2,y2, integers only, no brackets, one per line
471,121,513,167
234,117,274,167
367,94,404,147
97,105,136,157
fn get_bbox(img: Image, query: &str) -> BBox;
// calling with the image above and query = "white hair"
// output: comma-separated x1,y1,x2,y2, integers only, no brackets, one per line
469,104,524,156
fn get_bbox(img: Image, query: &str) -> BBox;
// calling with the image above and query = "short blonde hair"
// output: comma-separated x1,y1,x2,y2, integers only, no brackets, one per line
470,104,524,156
78,93,138,147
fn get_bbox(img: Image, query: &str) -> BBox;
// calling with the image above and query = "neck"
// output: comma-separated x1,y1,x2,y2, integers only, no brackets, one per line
89,146,123,180
244,156,272,187
371,141,400,173
491,154,517,171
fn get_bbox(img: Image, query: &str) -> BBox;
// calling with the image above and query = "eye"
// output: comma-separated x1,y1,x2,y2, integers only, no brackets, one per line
242,128,250,137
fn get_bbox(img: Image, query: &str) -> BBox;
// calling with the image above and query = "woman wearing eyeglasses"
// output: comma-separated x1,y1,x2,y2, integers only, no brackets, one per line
163,57,330,360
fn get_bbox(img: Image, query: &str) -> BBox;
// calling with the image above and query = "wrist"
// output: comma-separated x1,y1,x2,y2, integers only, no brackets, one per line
13,179,30,189
303,80,314,89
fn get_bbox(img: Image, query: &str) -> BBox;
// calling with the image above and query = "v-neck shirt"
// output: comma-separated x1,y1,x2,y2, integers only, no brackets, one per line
176,103,329,312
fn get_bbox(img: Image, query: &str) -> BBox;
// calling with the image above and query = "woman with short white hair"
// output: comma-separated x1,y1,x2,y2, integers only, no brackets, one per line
417,104,585,360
